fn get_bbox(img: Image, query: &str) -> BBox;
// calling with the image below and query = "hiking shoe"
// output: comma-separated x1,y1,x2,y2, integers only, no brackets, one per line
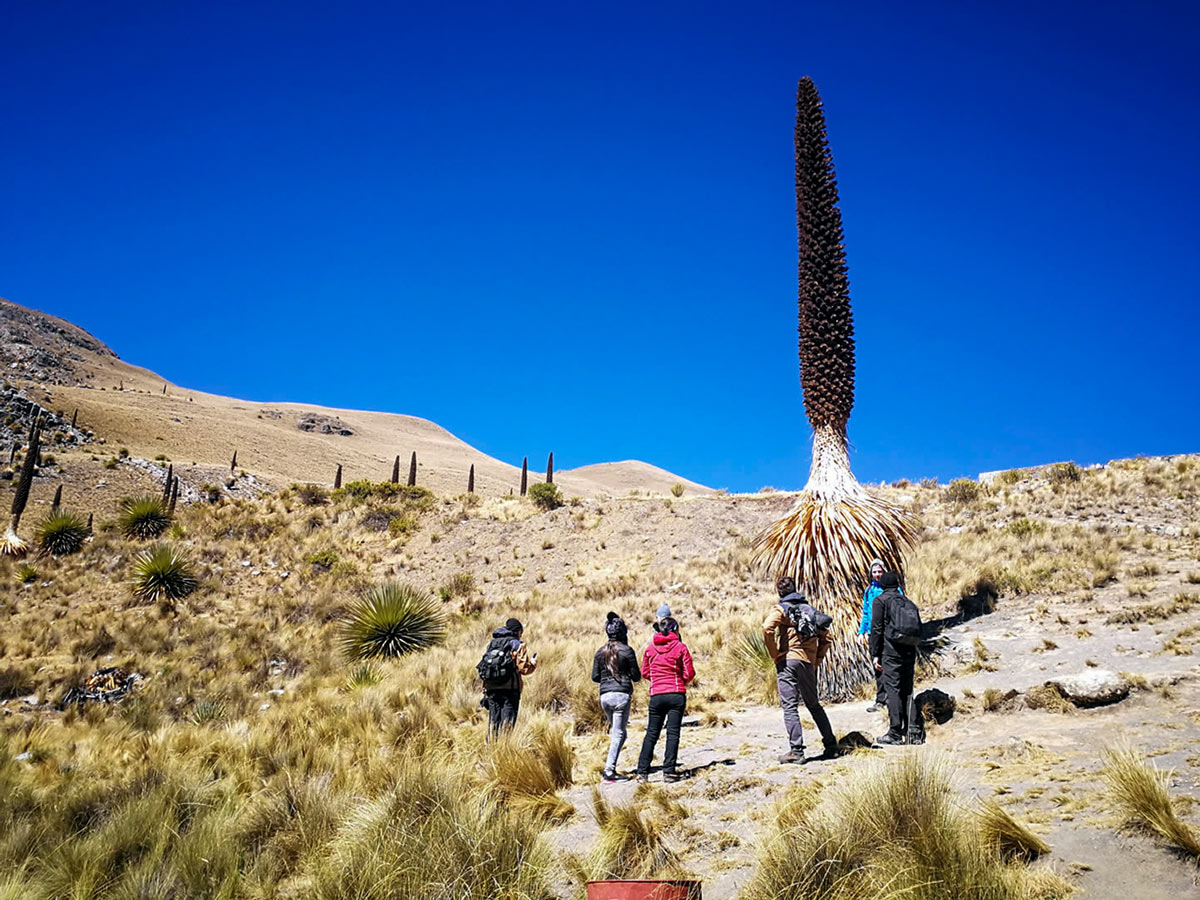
818,744,843,760
865,704,880,713
876,733,905,746
906,734,926,746
778,750,805,764
635,773,650,784
601,770,620,784
663,771,684,783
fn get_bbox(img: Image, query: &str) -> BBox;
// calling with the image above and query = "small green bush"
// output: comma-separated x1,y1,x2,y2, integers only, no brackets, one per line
15,563,40,585
1005,518,1045,539
306,549,340,572
528,482,563,511
118,495,172,539
340,481,434,508
389,515,418,537
131,545,198,602
946,478,982,504
35,509,89,556
997,469,1022,485
670,483,685,498
441,572,475,599
340,582,447,660
1048,461,1082,485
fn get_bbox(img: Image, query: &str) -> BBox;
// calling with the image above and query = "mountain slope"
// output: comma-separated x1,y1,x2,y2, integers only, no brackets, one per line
0,298,711,497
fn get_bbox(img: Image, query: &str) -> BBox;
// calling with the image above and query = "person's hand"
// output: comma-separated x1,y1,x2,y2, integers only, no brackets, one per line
873,657,882,671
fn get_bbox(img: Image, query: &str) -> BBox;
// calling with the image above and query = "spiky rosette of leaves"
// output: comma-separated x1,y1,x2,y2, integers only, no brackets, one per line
340,581,447,660
753,78,918,699
131,545,198,602
119,495,172,539
35,509,89,557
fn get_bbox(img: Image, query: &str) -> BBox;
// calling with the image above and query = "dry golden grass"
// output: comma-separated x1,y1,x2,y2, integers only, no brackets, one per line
1102,746,1200,861
740,753,1072,900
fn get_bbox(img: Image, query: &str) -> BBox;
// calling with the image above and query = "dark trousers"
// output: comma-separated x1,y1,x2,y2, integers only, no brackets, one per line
873,666,887,705
777,658,837,751
637,692,686,775
881,641,917,739
485,689,521,738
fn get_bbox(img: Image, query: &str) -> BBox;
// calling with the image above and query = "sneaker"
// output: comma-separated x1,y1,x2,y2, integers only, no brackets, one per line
663,771,684,783
601,770,619,784
876,733,905,746
865,704,880,713
635,773,650,784
778,750,805,764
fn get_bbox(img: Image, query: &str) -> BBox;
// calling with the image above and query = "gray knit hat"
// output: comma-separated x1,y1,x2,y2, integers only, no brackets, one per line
656,602,671,619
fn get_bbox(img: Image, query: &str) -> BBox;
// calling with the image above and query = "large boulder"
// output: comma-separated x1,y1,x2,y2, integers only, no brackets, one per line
1047,670,1130,708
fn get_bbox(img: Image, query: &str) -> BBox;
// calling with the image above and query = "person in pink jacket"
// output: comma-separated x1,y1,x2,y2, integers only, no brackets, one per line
635,616,696,783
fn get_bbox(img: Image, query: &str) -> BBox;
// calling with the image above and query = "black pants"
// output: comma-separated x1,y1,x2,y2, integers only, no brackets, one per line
637,692,686,775
485,689,520,738
873,666,887,705
881,641,917,739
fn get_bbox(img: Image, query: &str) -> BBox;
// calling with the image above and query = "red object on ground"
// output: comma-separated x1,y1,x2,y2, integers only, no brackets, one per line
586,880,701,900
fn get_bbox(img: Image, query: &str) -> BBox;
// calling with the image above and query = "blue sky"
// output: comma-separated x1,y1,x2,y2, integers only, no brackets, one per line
2,1,1197,491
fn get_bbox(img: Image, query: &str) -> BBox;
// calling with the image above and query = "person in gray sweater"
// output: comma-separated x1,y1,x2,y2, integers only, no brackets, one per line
592,611,642,783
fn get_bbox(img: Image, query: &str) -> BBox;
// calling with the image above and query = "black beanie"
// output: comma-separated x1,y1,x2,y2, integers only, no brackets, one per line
605,611,628,642
776,575,797,598
879,572,900,589
505,617,524,633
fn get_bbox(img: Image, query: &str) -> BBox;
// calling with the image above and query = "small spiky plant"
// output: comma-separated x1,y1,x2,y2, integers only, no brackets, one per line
752,78,918,698
35,509,89,557
1,418,42,557
340,581,447,660
131,545,198,602
119,495,172,539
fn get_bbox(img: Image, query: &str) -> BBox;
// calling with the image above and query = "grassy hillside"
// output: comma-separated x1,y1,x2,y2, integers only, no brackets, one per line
0,447,1198,898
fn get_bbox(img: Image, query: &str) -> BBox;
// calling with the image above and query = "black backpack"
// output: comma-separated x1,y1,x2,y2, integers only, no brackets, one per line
477,637,517,687
885,591,923,646
782,601,833,639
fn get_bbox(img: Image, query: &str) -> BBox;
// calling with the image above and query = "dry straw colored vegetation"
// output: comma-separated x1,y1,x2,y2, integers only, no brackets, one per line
0,454,1195,897
741,754,1070,900
1102,746,1200,862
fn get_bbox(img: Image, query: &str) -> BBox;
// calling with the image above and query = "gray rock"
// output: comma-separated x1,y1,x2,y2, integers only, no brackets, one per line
1048,669,1130,707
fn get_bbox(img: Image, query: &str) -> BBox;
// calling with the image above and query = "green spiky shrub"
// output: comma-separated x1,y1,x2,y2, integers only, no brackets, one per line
340,582,447,660
528,482,563,511
15,563,40,585
131,545,198,602
344,662,386,691
35,509,89,557
118,495,172,539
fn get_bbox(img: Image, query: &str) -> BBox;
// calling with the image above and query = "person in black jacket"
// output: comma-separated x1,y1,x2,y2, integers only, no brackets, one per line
591,611,642,783
868,571,917,745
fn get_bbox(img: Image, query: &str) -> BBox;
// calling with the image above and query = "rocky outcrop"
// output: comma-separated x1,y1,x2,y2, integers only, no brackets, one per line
297,413,353,436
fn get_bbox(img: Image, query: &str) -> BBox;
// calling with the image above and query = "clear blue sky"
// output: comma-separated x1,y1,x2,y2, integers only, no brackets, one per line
2,1,1197,491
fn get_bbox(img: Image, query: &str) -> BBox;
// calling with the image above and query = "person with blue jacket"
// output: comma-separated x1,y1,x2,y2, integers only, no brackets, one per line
858,559,887,711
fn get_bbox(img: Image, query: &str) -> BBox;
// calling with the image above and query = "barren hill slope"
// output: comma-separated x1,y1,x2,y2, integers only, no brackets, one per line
0,297,711,498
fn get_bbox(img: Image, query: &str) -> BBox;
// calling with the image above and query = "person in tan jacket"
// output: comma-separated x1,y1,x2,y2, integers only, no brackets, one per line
480,617,537,736
762,576,839,763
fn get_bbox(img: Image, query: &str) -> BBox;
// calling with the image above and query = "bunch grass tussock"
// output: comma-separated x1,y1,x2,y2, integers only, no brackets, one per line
740,753,1071,900
578,785,686,882
130,544,197,603
483,716,575,821
1102,745,1200,861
